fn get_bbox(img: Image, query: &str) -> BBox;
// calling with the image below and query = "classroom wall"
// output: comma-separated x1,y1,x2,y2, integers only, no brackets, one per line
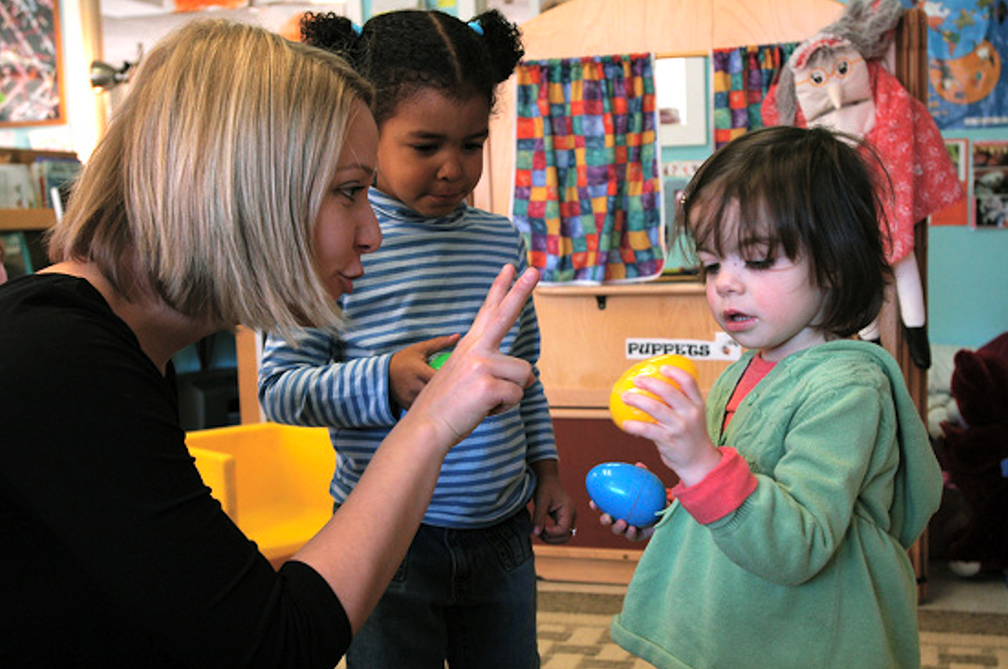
666,128,1008,351
6,0,1005,350
659,0,1008,350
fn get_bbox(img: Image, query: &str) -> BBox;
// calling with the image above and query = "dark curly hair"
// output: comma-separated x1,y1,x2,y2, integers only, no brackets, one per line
301,9,523,126
677,126,894,339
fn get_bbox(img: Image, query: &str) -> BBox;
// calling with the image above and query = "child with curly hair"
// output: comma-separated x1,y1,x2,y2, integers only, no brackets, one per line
259,10,574,668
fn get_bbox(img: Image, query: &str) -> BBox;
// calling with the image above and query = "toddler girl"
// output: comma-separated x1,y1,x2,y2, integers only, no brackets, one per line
606,126,942,668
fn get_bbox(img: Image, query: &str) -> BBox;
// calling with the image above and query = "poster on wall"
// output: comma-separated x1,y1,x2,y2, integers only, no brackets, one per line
903,0,1008,130
0,0,64,127
931,138,970,226
972,141,1008,228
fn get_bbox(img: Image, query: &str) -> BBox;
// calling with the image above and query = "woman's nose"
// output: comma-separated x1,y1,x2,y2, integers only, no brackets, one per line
357,205,382,254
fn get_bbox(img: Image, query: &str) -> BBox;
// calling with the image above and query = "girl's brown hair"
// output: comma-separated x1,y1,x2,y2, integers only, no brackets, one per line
677,125,892,338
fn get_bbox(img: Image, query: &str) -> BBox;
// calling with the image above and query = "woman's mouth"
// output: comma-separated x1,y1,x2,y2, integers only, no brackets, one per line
334,272,359,296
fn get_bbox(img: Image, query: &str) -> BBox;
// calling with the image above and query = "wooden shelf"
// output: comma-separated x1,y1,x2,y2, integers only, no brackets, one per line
0,208,57,232
0,146,77,234
535,277,704,298
534,545,643,585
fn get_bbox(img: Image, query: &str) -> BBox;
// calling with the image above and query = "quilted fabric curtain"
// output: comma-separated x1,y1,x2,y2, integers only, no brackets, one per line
712,43,797,149
512,54,664,283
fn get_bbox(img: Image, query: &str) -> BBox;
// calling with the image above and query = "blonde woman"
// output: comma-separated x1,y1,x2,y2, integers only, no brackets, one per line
0,19,538,668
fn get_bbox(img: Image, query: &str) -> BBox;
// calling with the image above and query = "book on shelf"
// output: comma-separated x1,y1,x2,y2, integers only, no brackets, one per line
0,164,40,209
31,157,82,209
0,156,81,211
0,231,33,279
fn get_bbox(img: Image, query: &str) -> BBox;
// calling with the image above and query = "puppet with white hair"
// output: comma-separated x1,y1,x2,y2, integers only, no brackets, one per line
763,0,965,369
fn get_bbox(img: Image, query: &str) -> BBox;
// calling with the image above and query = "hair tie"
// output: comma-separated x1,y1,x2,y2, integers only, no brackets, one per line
467,19,484,36
351,21,363,36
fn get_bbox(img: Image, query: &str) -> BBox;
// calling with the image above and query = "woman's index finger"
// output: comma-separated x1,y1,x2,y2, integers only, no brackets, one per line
470,266,539,347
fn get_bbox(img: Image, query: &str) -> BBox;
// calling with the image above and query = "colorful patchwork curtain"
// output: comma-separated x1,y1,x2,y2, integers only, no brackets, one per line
712,43,797,149
512,54,664,284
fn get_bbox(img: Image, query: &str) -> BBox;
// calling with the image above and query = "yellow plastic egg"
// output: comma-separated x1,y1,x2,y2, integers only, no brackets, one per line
609,354,699,430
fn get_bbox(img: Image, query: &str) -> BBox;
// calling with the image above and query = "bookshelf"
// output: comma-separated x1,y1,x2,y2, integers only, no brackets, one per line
0,147,79,232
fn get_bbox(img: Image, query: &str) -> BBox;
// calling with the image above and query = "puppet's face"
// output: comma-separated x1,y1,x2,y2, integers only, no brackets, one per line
793,45,875,137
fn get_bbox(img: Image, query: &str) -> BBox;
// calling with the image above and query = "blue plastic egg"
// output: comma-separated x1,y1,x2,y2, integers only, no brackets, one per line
585,462,667,527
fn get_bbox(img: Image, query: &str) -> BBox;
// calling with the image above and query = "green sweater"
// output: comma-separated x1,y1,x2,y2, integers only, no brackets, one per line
610,341,942,669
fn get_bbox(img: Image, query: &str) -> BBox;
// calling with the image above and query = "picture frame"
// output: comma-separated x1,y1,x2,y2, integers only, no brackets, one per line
0,0,65,127
930,138,969,226
971,140,1008,229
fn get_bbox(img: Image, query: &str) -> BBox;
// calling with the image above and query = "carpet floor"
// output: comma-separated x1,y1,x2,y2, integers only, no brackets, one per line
334,568,1007,668
537,588,1008,669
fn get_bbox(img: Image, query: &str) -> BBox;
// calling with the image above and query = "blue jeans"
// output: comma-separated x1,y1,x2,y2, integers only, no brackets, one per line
346,507,540,669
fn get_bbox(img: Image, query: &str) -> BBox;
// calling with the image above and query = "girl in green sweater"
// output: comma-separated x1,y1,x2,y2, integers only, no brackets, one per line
605,126,942,668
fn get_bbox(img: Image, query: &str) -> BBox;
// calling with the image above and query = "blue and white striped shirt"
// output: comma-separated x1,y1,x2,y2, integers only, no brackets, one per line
258,190,557,528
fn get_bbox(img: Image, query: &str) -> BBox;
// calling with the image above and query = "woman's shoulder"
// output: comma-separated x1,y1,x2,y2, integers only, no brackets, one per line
0,273,135,359
0,273,112,324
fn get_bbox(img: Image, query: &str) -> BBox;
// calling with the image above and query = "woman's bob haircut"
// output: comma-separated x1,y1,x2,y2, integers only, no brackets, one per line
49,19,374,337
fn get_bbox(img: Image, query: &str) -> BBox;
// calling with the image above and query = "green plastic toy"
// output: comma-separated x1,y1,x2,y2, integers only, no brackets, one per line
428,351,452,370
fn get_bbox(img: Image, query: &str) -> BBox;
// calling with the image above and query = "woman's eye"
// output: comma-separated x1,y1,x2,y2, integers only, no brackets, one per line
337,185,366,202
411,144,438,154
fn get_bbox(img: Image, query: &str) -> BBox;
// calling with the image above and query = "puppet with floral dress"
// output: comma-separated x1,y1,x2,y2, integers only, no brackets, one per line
762,0,965,369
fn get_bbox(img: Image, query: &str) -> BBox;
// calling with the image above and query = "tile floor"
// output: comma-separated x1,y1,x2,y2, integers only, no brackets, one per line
535,558,1008,614
532,560,1008,669
922,560,1008,615
335,560,1007,668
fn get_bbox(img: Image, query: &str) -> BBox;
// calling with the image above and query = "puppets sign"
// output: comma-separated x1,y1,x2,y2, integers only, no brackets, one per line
625,334,742,362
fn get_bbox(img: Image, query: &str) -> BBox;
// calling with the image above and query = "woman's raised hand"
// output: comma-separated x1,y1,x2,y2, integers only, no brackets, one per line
403,264,540,448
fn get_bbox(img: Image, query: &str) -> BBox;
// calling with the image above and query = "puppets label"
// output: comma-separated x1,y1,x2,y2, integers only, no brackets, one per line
625,334,742,361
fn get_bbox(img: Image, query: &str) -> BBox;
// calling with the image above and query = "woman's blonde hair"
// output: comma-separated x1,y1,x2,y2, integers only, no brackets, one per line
49,19,373,335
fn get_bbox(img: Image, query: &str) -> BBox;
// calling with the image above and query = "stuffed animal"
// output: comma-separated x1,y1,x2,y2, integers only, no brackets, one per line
762,0,966,369
939,332,1008,577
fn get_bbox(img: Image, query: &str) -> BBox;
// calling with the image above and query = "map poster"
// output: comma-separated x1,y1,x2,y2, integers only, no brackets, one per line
0,0,64,127
905,0,1008,130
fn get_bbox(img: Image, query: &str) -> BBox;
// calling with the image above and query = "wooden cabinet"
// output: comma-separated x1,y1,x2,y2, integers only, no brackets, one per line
531,280,735,583
534,280,730,411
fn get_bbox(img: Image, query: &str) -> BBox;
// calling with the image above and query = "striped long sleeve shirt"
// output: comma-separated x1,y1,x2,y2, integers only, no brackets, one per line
258,190,557,528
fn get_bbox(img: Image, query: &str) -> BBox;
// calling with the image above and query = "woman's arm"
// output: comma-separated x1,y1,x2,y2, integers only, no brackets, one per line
292,265,540,631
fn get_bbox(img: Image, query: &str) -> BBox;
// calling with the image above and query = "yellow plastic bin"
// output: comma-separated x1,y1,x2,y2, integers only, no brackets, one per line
186,422,334,567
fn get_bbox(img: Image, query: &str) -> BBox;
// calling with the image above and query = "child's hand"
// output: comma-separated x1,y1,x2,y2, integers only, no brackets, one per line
589,500,654,542
389,334,461,410
531,460,577,544
619,365,721,487
402,265,539,447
